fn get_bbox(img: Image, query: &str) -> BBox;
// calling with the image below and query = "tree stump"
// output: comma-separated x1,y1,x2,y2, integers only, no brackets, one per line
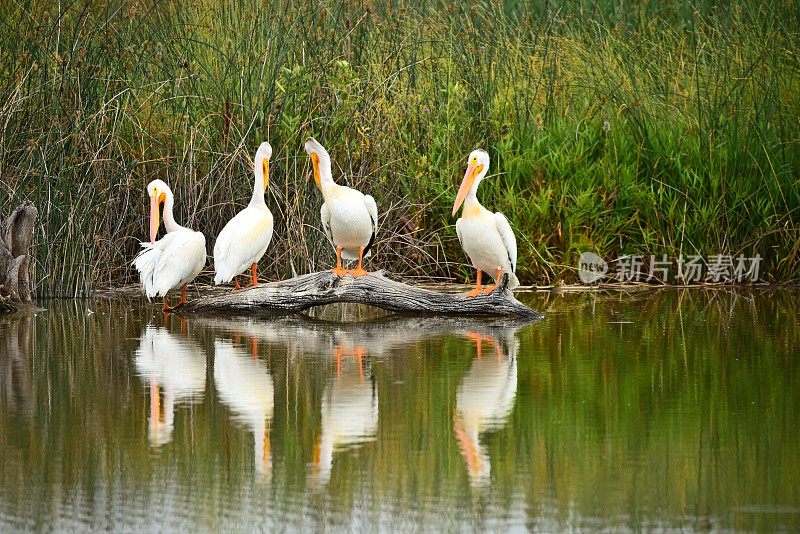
177,270,542,319
0,202,38,306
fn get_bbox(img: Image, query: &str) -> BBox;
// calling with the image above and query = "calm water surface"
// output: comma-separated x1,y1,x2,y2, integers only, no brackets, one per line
1,290,798,531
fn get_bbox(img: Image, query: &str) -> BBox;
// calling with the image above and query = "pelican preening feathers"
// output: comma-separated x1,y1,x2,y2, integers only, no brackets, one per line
134,140,521,309
133,179,206,312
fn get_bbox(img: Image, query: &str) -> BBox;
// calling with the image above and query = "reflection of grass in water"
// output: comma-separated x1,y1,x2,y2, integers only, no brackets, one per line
0,3,798,295
0,291,798,528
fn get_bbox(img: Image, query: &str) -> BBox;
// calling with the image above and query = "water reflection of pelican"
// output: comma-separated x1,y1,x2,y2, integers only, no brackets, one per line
134,326,206,447
308,347,378,488
193,315,535,487
213,339,274,479
454,327,519,487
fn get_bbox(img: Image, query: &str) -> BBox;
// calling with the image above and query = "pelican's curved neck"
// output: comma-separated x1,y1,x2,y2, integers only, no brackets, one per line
162,194,186,233
464,175,485,208
315,156,335,195
251,157,267,206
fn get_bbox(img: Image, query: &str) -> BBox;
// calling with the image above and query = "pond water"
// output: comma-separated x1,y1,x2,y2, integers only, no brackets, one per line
1,290,798,531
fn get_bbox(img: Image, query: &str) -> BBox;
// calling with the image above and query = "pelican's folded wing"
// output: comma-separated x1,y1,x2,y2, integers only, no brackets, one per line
493,212,517,272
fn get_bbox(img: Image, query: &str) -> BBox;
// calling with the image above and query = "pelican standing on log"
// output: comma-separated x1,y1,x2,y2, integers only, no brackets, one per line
213,142,274,289
133,179,206,312
304,137,378,277
453,149,520,296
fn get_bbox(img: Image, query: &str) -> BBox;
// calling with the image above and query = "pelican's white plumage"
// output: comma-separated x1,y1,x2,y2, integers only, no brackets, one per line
214,338,274,477
453,150,520,294
305,137,378,274
309,355,378,488
214,142,274,286
134,325,207,447
454,329,519,486
133,180,206,306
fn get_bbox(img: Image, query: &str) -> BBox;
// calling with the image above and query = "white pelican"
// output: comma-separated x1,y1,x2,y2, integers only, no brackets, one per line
133,180,206,312
134,326,207,447
454,329,519,486
213,142,274,289
308,351,378,488
304,137,378,277
213,338,274,478
453,149,520,297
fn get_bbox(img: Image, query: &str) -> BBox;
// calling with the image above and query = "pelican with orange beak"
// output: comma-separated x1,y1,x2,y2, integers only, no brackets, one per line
133,179,207,311
454,328,518,487
213,142,274,289
453,149,519,296
214,338,274,479
134,325,207,447
304,137,378,277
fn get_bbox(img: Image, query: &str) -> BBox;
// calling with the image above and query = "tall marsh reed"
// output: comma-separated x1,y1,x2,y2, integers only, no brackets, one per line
0,1,798,295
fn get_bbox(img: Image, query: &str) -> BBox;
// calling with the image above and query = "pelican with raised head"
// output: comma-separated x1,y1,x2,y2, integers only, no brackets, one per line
453,149,519,297
214,338,274,479
214,142,274,289
133,179,206,312
308,352,378,488
304,137,378,277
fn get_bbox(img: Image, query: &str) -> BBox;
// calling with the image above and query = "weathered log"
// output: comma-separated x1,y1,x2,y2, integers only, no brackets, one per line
0,202,38,304
192,314,533,357
176,270,542,319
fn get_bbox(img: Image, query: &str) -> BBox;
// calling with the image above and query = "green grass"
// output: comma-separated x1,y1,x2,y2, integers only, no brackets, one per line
0,1,798,295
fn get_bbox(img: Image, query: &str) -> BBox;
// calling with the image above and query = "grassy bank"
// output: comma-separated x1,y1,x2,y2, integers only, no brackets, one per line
1,0,798,296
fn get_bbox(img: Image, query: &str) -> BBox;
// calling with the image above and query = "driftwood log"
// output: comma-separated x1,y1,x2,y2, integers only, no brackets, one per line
0,202,38,307
193,314,533,358
176,271,542,319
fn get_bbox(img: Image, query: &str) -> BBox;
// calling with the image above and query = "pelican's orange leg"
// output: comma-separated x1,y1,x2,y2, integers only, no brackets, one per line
234,277,241,290
249,263,259,287
481,268,503,295
330,246,346,277
162,295,173,313
180,284,188,304
466,331,484,359
251,337,258,360
466,270,483,298
348,247,368,277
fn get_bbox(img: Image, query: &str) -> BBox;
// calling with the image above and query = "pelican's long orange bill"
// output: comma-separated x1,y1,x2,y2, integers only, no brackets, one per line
262,159,269,190
149,193,160,243
452,162,479,216
311,153,321,189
